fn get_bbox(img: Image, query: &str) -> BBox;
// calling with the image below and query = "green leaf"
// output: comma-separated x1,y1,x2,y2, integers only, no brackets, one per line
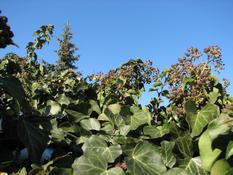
100,167,125,175
129,108,152,130
225,141,233,159
210,159,231,175
198,132,221,171
56,93,71,106
208,88,220,104
161,141,176,168
199,114,233,171
126,142,167,175
143,124,170,139
184,101,197,118
65,109,89,123
0,77,29,112
119,125,131,136
47,100,61,115
49,168,72,175
163,168,187,175
186,103,219,137
89,99,101,114
207,114,233,140
19,167,27,175
17,118,49,162
108,103,122,114
225,168,233,175
72,154,107,175
175,133,193,158
80,118,101,131
82,135,122,163
50,119,66,142
184,157,208,175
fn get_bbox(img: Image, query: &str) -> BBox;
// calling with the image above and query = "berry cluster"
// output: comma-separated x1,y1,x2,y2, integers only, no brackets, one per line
164,46,225,116
92,59,159,101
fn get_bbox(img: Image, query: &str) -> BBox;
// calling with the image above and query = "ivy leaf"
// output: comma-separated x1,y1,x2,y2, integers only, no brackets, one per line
210,159,231,175
80,118,101,131
126,142,167,175
101,167,125,175
17,118,49,162
56,93,71,106
163,168,187,175
199,114,233,171
108,103,122,114
184,157,208,175
198,131,221,171
0,77,30,112
208,87,220,104
175,133,193,158
82,135,122,163
47,100,61,115
49,168,72,175
72,154,107,175
185,102,219,137
143,124,170,139
161,141,176,168
65,109,89,123
89,99,101,114
226,141,233,159
128,108,152,130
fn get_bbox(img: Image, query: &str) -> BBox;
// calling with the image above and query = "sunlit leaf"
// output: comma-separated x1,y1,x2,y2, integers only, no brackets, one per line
82,135,122,163
161,141,176,168
126,142,167,175
80,118,101,131
185,102,219,137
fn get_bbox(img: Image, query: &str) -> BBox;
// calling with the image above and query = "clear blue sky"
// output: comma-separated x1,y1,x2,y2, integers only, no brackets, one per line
1,0,233,104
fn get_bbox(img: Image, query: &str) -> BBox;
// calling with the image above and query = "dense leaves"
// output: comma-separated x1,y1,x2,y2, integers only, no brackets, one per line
1,14,233,175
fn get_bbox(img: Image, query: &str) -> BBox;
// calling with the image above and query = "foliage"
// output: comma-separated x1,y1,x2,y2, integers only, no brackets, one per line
0,12,15,48
56,23,79,70
1,14,233,175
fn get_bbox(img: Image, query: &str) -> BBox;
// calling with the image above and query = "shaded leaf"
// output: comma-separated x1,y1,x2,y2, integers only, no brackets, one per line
17,118,49,162
65,109,89,123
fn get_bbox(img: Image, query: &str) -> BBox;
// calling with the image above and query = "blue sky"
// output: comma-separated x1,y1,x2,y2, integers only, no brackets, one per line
1,0,233,104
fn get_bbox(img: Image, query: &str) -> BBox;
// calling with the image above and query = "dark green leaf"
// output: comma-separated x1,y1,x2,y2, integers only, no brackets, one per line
17,118,49,162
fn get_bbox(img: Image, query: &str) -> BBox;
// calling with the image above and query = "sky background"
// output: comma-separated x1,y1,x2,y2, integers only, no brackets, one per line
1,0,233,104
